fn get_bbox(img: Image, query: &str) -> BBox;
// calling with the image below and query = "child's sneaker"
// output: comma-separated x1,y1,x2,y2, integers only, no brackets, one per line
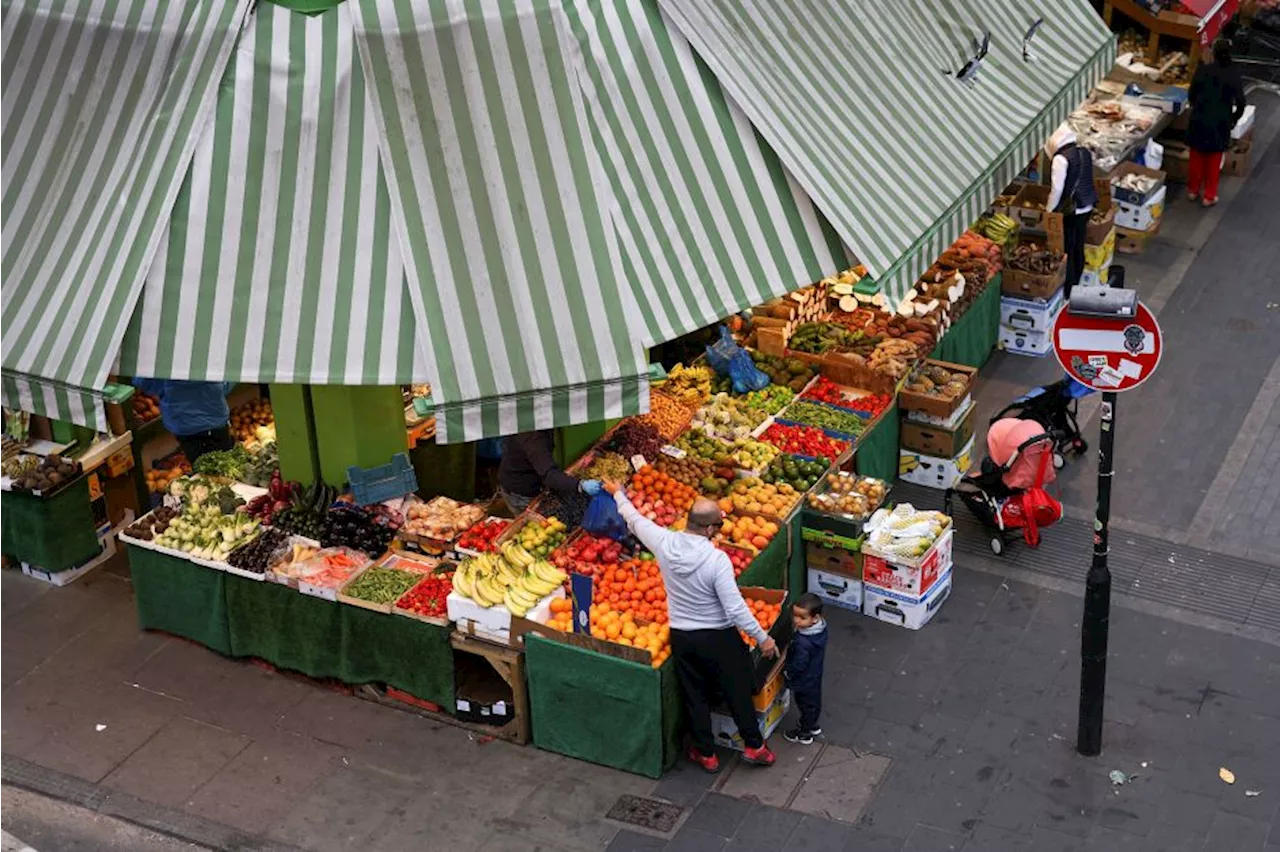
741,743,776,766
784,727,820,745
687,747,720,774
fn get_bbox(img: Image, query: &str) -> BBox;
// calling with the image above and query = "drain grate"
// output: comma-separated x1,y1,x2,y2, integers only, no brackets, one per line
606,794,684,833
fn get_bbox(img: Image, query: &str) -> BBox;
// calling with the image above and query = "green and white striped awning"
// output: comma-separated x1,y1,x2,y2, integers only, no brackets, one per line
1,0,253,429
352,0,651,442
659,0,1115,303
563,0,852,348
118,3,429,387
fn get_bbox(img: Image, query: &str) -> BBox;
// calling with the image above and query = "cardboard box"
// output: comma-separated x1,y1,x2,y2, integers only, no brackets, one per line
1224,143,1251,177
753,657,787,712
904,394,971,429
1000,323,1057,357
808,567,863,614
1079,267,1110,289
1116,222,1160,255
1000,288,1064,334
898,360,976,420
1001,260,1066,301
1109,162,1166,205
1010,184,1056,230
898,436,974,490
804,535,863,577
899,401,975,458
862,528,953,598
449,587,564,647
1085,178,1115,244
1114,184,1166,232
741,586,793,691
711,688,790,751
1084,232,1115,272
863,569,953,630
455,664,516,726
1160,139,1190,182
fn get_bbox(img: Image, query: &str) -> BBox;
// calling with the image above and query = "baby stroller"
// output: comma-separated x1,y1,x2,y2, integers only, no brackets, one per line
991,375,1094,469
945,418,1063,555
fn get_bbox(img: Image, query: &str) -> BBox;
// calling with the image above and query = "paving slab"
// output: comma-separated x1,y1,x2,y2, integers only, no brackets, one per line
3,675,184,784
715,737,818,808
265,764,420,852
101,716,250,808
182,732,345,835
787,745,890,824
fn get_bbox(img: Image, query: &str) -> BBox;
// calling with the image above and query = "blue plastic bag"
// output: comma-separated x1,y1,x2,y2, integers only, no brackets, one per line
705,325,769,394
582,492,629,541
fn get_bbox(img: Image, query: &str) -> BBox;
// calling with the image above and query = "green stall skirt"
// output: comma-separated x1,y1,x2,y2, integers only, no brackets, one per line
2,479,102,572
526,636,682,778
224,576,454,709
128,546,232,656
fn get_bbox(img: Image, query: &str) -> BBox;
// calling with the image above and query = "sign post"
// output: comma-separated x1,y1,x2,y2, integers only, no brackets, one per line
1052,297,1162,756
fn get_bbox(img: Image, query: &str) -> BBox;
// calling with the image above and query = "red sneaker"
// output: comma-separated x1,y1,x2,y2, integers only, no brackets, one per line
687,747,720,774
742,744,776,766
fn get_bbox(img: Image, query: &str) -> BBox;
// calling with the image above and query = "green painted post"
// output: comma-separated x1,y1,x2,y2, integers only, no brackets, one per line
268,384,319,485
556,418,619,469
309,386,408,487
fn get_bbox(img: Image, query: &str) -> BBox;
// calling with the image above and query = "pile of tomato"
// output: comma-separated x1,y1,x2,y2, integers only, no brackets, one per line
760,422,848,460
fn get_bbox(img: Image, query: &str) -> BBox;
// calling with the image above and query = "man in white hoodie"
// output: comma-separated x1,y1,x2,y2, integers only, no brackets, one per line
604,483,778,772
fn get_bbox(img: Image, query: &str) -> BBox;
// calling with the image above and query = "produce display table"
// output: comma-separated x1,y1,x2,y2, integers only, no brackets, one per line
126,544,454,709
1,478,104,573
929,276,1001,370
525,635,682,779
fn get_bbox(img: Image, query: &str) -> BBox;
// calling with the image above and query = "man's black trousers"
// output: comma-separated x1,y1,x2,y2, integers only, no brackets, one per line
670,626,762,755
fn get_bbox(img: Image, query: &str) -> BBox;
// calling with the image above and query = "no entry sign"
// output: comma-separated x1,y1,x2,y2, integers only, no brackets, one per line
1052,301,1162,392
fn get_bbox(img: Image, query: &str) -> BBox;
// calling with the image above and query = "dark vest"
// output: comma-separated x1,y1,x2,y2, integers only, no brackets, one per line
1056,144,1098,214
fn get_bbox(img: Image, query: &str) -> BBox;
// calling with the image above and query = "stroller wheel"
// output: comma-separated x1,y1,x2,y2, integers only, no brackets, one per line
1052,452,1066,470
990,536,1005,556
1073,437,1088,455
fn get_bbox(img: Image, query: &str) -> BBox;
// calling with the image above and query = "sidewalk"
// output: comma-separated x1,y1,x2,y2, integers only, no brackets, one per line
3,559,1279,852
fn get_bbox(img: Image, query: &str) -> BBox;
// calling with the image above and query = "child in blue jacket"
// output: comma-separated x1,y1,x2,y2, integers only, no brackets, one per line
784,593,828,744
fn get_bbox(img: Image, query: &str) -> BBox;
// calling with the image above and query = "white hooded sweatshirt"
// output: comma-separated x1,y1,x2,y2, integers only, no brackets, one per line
613,491,768,642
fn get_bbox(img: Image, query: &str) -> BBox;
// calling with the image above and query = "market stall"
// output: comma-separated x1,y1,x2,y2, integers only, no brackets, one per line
7,0,1120,781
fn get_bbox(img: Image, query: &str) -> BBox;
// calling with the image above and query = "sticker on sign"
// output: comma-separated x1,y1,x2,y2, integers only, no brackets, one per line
1054,301,1162,393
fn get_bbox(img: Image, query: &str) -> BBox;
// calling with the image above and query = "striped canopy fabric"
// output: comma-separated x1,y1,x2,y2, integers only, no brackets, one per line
659,0,1115,303
351,0,650,443
118,3,429,387
563,0,852,349
1,0,253,428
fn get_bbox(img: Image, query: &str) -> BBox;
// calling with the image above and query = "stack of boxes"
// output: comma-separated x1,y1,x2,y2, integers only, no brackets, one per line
998,181,1070,355
898,361,977,489
1112,162,1167,255
1082,178,1117,288
802,490,955,631
1225,105,1256,177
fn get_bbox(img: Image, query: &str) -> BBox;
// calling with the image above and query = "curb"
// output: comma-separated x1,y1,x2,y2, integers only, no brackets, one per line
1,755,301,852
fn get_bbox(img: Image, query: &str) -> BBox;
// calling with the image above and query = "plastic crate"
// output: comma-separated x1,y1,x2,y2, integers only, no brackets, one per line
347,453,418,506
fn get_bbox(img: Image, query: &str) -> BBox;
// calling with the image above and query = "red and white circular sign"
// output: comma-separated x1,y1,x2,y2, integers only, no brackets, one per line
1052,301,1162,392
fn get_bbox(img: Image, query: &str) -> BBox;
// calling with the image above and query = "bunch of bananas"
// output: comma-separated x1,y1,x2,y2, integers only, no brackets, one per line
452,543,568,617
658,364,713,407
978,213,1018,245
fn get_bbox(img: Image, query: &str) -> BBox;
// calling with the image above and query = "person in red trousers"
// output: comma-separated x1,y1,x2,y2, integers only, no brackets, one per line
1187,39,1247,207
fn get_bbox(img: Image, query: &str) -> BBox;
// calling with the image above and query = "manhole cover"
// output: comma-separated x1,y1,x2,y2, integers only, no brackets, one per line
606,794,684,832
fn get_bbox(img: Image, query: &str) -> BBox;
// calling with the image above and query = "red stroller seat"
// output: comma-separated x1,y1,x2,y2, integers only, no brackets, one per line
949,418,1063,553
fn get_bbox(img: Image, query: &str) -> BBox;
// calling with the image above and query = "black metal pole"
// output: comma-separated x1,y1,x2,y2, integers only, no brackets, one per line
1078,391,1116,756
